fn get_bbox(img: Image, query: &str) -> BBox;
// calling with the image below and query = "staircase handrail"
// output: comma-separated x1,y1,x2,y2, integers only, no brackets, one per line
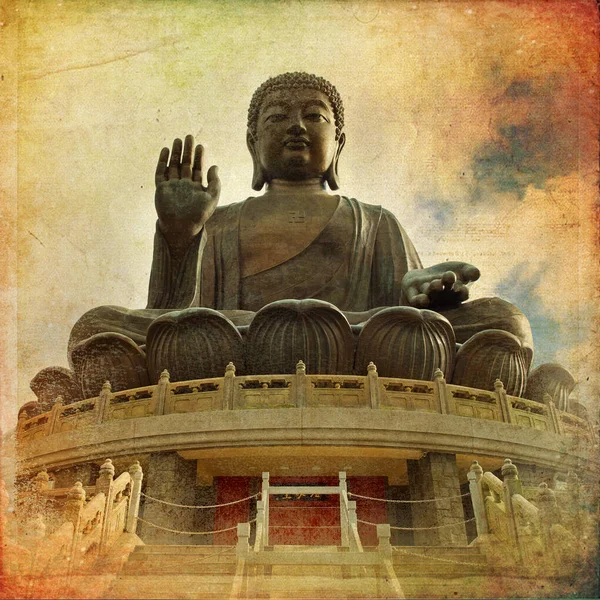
512,493,540,527
110,471,132,497
340,486,363,552
80,491,106,525
482,471,503,496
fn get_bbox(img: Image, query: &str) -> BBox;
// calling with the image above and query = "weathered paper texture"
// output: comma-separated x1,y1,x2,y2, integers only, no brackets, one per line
2,0,598,597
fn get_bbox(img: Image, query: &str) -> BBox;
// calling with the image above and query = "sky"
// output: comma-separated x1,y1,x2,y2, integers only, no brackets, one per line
2,0,599,429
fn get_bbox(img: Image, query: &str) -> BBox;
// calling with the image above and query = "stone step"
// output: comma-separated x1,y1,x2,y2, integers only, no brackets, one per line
131,544,234,555
251,574,383,595
269,545,341,552
107,574,235,599
121,559,237,576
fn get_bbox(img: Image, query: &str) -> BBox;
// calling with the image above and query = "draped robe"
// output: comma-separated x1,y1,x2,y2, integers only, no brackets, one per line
147,196,422,313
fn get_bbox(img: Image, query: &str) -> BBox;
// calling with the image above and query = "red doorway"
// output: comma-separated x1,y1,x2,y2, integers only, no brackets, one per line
213,475,387,546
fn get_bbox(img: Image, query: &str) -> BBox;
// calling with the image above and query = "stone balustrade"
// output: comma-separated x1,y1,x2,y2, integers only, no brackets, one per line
17,362,593,446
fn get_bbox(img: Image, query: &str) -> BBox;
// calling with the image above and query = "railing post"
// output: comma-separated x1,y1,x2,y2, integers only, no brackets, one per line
153,370,170,416
66,482,86,571
367,362,380,409
501,458,522,560
255,500,265,551
34,469,50,494
223,362,236,409
377,523,392,559
347,500,362,552
536,483,557,553
236,522,250,558
17,411,28,436
48,398,64,434
433,368,449,414
96,458,115,497
467,461,489,536
233,523,250,599
338,472,349,548
126,461,143,534
96,458,115,553
495,379,513,423
294,360,307,408
262,472,270,547
501,458,522,498
96,381,113,423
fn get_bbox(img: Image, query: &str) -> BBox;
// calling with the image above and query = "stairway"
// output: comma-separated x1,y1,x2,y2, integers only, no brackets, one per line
106,545,238,599
106,543,491,599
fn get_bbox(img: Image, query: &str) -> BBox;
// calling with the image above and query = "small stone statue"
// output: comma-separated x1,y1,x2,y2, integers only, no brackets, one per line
46,73,536,399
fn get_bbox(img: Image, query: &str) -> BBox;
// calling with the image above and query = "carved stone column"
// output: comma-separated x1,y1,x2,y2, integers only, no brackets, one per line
407,453,467,546
139,452,199,545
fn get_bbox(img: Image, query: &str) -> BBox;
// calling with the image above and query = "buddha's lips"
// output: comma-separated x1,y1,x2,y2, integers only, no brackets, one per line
284,138,309,149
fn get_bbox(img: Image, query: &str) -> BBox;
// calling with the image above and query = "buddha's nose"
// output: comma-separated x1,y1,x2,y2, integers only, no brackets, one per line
287,122,306,136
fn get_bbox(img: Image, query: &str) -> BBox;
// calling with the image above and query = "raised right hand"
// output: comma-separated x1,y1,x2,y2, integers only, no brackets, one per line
155,135,220,245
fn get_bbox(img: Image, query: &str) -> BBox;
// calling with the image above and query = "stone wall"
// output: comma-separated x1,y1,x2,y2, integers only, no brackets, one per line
385,484,413,546
407,453,467,546
138,452,199,544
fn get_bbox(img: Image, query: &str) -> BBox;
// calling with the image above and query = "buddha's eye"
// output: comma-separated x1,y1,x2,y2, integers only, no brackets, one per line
305,113,327,122
265,113,287,123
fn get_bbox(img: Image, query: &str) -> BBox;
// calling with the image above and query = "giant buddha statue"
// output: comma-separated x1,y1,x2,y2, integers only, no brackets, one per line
36,73,539,406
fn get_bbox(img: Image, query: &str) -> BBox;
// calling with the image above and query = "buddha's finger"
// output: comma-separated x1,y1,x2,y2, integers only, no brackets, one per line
181,135,194,179
460,264,480,283
441,271,456,290
192,145,204,183
427,279,443,295
207,165,220,199
412,293,430,309
452,283,469,303
168,138,183,179
155,147,169,186
419,282,430,295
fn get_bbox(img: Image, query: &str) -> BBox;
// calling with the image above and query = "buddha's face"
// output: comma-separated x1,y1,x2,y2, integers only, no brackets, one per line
253,88,340,182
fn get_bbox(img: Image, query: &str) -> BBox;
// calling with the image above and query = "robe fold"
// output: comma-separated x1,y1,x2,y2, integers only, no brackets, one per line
147,197,422,313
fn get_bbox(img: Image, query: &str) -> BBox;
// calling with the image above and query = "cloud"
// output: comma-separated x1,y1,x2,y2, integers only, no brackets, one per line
469,73,581,202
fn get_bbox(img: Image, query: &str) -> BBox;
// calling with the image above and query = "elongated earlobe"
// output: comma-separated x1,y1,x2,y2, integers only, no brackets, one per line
247,131,266,191
325,132,346,191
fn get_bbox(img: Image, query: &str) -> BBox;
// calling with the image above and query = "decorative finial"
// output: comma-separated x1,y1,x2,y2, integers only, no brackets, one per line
34,469,49,483
99,458,115,478
367,362,377,374
128,460,142,475
159,369,171,383
296,360,306,375
501,458,518,479
494,379,504,391
537,481,556,506
225,362,236,374
101,380,112,393
67,481,86,502
469,461,483,477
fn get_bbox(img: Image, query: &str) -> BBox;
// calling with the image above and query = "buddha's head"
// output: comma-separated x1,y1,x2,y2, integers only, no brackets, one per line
247,72,346,191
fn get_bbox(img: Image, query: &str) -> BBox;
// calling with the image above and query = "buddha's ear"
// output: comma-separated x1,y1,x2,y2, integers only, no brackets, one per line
325,132,346,191
247,130,266,191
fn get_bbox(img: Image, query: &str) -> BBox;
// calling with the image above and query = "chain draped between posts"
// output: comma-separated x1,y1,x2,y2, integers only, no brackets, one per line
137,517,257,536
348,491,471,503
140,491,259,509
357,516,477,531
392,546,484,567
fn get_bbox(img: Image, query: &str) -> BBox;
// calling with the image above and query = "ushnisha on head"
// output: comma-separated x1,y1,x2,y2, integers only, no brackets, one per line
246,72,346,191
